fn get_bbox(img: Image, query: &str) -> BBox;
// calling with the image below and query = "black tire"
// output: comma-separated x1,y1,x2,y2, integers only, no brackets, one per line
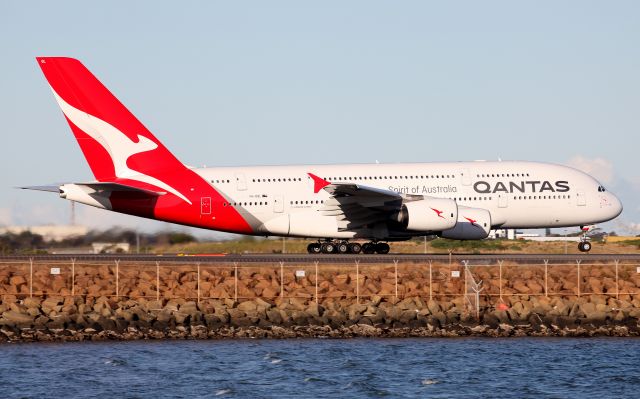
582,242,591,252
348,242,362,254
307,243,321,254
362,243,375,254
321,242,336,254
337,242,349,254
578,242,585,252
375,242,390,254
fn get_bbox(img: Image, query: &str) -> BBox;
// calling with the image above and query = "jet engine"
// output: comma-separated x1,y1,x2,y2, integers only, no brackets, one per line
395,197,458,232
441,206,491,240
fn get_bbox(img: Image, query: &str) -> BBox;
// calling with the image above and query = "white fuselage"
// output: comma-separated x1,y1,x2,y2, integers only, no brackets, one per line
193,160,622,240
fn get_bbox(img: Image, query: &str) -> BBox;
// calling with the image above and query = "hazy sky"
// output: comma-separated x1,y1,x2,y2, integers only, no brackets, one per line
1,1,639,238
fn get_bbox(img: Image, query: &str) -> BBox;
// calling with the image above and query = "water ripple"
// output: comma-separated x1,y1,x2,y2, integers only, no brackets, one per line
1,338,639,398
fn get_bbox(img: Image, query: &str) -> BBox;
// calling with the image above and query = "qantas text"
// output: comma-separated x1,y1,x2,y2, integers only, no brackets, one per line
473,180,569,194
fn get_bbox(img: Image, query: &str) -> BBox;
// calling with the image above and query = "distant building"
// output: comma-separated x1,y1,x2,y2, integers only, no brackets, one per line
0,225,89,242
489,229,517,240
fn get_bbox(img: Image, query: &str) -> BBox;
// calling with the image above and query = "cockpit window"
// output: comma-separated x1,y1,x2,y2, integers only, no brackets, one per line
597,186,606,192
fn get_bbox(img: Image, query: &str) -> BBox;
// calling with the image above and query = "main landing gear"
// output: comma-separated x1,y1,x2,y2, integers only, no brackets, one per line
307,241,390,254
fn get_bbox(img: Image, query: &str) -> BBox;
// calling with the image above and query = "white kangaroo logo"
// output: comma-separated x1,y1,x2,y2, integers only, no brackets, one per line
51,88,192,204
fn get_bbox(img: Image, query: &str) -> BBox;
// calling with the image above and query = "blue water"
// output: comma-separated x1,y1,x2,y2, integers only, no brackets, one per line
1,338,639,398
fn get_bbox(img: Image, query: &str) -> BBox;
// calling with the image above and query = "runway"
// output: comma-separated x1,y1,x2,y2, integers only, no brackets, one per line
1,253,639,263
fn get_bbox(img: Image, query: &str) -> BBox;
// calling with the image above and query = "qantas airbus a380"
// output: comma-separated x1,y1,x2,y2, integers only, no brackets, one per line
25,57,623,254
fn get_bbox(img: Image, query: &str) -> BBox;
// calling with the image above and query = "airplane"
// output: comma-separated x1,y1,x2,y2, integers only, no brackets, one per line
24,57,623,254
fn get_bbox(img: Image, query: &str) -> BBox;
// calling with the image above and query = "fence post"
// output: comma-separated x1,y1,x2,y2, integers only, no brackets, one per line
393,259,399,300
615,260,619,299
355,260,360,304
197,262,201,304
29,257,33,298
155,261,160,301
576,260,581,297
498,260,503,301
279,261,284,299
234,262,238,302
115,260,120,298
462,260,469,303
71,258,75,297
428,260,432,301
315,261,319,305
543,260,548,298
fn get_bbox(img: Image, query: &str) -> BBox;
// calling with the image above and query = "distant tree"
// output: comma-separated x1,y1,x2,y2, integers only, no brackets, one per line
168,232,197,245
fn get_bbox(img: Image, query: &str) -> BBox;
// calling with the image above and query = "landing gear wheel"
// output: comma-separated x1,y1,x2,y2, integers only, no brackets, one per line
375,242,390,254
362,242,375,254
578,241,591,252
337,242,349,254
307,243,322,254
321,242,336,254
348,242,362,254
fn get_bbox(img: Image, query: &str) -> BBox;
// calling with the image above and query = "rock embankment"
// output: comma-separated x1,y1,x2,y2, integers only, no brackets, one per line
1,294,640,342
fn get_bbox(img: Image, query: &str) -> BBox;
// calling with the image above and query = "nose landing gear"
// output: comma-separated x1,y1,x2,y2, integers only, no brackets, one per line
578,225,592,252
306,240,390,254
578,241,592,252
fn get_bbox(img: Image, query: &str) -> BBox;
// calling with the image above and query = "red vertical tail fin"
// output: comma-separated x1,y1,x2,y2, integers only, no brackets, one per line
36,57,253,234
37,57,191,202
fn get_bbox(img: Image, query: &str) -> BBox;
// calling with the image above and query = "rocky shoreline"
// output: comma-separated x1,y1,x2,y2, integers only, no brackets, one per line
2,295,640,342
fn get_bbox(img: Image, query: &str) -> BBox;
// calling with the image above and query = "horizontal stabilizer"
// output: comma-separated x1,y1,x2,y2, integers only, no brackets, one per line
19,182,166,196
77,182,166,196
19,185,60,193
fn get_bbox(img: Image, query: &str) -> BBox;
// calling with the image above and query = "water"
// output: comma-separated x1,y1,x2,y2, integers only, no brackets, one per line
1,338,639,398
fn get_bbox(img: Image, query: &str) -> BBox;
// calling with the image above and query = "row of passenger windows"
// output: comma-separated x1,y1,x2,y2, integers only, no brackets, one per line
513,195,570,200
222,201,268,207
454,197,492,201
220,195,568,208
476,173,530,178
323,174,454,181
214,173,532,185
253,178,303,183
222,200,326,207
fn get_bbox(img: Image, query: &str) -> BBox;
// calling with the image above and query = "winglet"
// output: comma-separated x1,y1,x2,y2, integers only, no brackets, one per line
307,173,331,193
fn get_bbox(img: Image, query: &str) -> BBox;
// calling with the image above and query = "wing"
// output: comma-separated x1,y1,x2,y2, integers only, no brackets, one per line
309,173,411,231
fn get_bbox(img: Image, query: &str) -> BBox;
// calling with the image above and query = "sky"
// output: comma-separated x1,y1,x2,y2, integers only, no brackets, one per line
1,1,639,238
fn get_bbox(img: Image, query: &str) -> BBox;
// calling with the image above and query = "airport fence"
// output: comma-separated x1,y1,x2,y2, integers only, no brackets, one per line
1,258,639,311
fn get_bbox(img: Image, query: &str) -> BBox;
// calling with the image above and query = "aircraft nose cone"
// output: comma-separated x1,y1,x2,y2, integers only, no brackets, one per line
609,193,623,219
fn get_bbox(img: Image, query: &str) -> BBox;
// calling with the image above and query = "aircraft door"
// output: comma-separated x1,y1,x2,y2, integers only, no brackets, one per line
497,193,508,208
201,197,212,215
235,173,247,191
461,168,472,186
274,195,284,213
577,191,586,206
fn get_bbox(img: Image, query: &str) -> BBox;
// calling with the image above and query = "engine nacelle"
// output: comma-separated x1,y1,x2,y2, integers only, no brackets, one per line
441,206,491,240
59,184,112,210
397,197,458,232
